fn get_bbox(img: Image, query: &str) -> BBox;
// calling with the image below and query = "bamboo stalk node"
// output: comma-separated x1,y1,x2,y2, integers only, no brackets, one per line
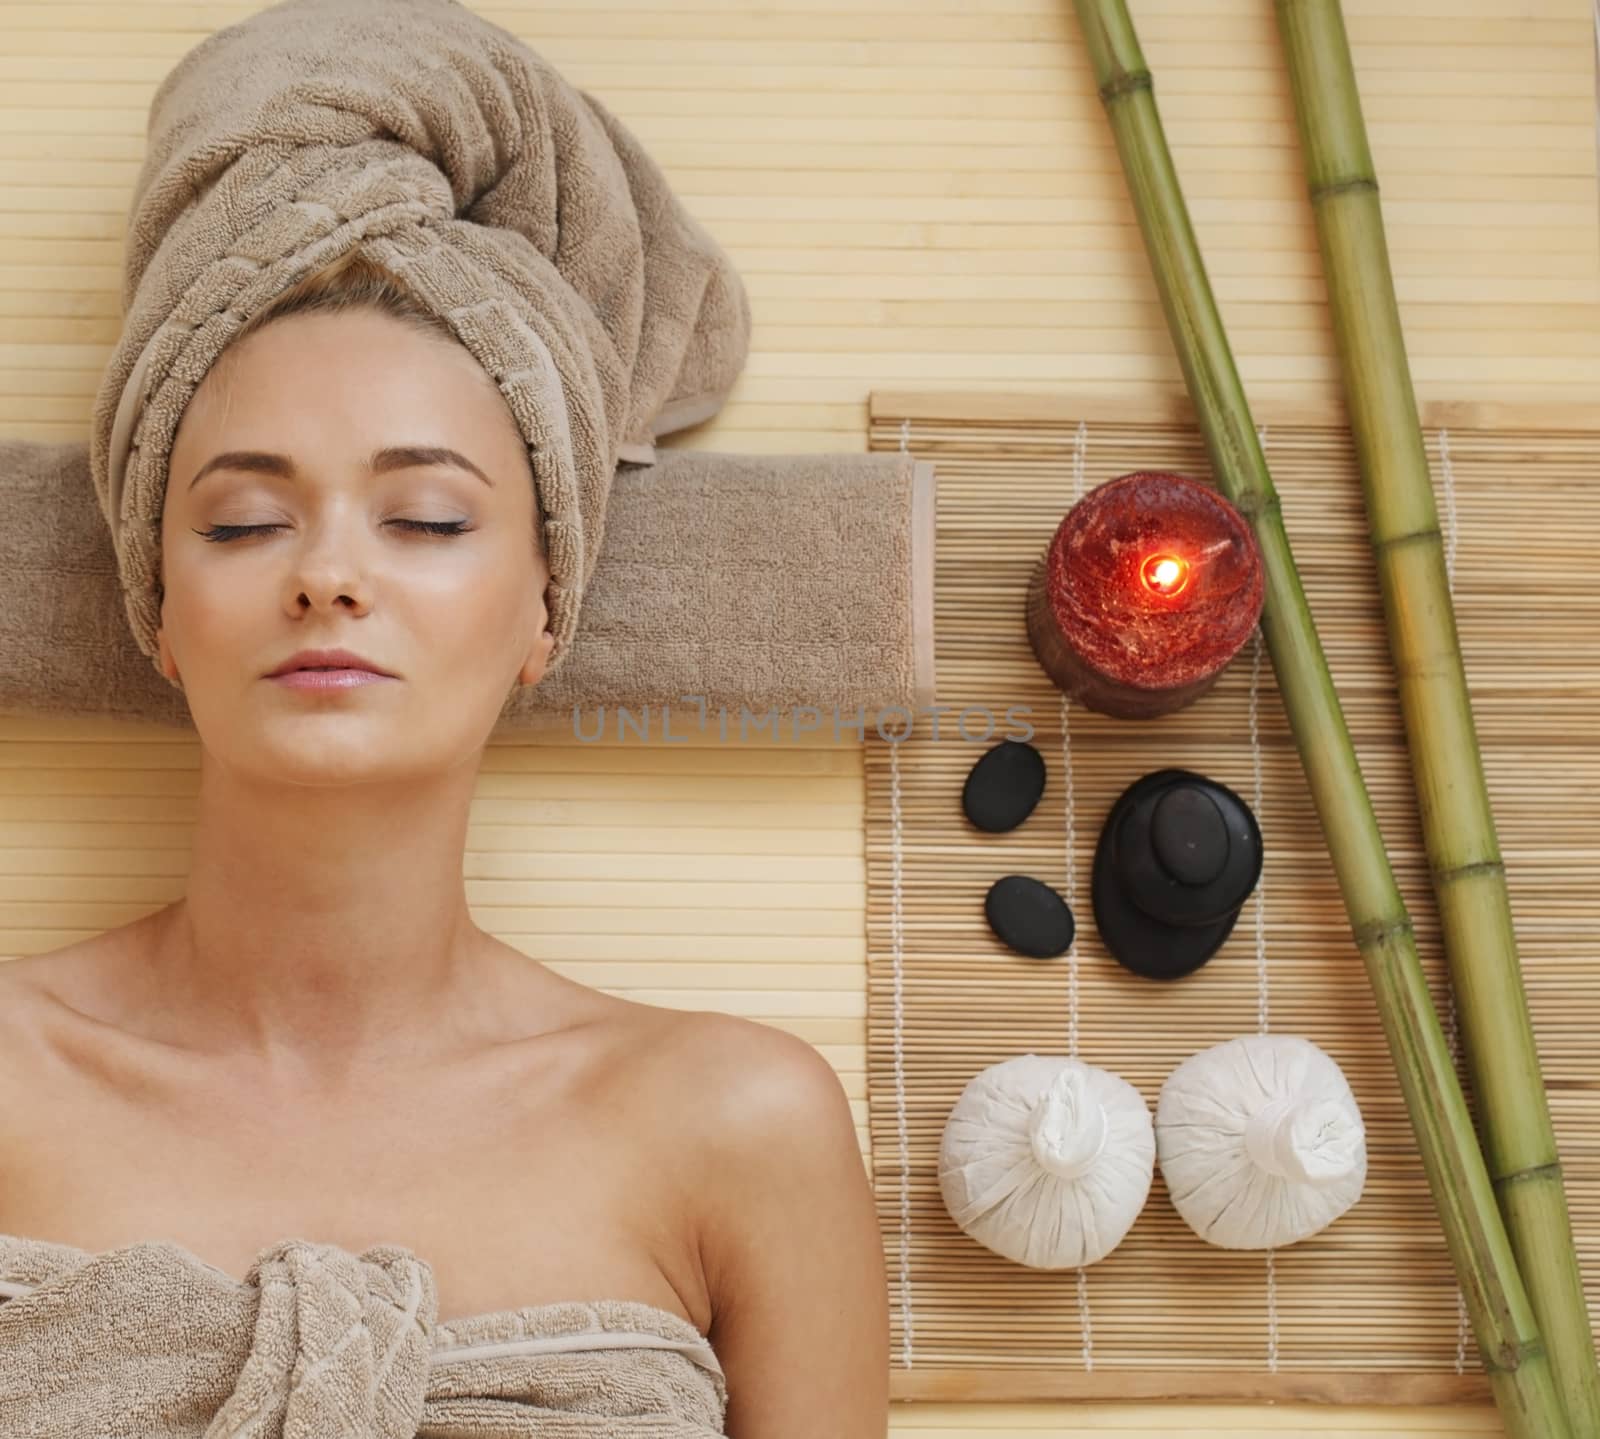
1434,858,1506,885
1371,525,1443,554
1352,915,1413,948
1311,176,1380,200
1497,1163,1566,1191
1099,70,1152,104
1227,488,1280,521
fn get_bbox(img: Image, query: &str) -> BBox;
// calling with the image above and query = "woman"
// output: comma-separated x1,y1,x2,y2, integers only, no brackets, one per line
0,249,891,1436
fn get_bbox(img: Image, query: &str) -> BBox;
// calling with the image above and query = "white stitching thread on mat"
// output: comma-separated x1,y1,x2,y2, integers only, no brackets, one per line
891,417,917,1368
1252,425,1280,1374
1435,425,1470,1376
1061,418,1094,1371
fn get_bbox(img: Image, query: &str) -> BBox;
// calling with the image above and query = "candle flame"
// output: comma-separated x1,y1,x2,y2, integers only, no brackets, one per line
1140,552,1191,597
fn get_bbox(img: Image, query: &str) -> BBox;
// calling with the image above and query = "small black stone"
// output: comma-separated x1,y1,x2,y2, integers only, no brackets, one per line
984,874,1075,959
962,740,1047,833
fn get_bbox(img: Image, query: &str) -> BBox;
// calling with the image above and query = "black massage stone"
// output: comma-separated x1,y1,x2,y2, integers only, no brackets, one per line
1151,785,1227,885
984,874,1075,959
962,739,1047,833
1092,768,1263,981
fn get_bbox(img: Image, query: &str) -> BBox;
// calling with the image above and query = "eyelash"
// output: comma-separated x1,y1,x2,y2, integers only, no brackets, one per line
192,519,471,543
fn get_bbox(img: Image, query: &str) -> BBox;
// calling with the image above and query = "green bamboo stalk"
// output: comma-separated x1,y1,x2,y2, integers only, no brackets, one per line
1273,4,1600,1431
1066,3,1573,1434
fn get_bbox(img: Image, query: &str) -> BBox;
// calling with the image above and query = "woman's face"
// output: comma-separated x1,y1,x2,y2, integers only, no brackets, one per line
160,307,554,786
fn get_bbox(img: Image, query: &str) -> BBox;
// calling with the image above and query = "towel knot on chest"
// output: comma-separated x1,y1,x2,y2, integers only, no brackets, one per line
220,1239,437,1435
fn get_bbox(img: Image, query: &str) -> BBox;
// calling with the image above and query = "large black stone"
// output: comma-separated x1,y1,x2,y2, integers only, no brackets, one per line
984,874,1075,959
1092,769,1263,981
962,739,1047,833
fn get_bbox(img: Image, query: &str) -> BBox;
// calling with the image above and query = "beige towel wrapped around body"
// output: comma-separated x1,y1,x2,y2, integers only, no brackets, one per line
0,1232,727,1436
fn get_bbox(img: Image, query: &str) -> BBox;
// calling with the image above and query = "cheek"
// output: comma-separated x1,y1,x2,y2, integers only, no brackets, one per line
427,565,528,664
160,554,257,656
419,532,532,606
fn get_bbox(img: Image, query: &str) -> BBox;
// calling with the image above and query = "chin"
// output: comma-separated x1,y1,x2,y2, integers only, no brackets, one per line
199,718,407,786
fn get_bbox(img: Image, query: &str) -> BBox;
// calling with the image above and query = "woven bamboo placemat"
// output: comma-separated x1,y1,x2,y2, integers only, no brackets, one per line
863,390,1600,1405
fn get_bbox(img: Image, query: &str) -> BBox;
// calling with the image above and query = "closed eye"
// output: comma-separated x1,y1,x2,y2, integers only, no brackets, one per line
192,519,472,543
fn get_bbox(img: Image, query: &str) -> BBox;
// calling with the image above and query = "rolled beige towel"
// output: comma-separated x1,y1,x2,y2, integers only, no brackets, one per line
0,438,937,730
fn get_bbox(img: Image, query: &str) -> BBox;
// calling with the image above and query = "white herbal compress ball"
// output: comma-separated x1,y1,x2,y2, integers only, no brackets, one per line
1156,1034,1366,1250
938,1054,1155,1269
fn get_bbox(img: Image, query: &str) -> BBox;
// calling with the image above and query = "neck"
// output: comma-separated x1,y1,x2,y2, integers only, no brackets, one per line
137,748,520,1095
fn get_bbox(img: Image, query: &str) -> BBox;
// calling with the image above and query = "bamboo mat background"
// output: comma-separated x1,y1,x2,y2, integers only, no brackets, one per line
865,392,1600,1406
2,0,1597,454
2,0,1597,1434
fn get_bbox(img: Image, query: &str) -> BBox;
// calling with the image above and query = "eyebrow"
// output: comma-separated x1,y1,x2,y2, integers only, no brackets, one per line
186,445,494,492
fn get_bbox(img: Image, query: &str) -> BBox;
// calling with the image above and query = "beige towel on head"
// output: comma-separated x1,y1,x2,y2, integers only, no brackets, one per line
0,1233,728,1436
0,440,938,727
86,0,750,687
0,0,940,726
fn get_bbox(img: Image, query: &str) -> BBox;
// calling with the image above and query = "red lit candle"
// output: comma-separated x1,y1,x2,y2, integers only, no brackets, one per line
1025,471,1264,719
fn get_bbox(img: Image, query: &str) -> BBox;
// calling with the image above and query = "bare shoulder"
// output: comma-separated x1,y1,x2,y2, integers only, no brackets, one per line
0,923,145,1012
0,932,137,1058
0,946,94,1142
0,949,59,1007
0,957,28,1076
638,1009,869,1269
0,947,84,1063
624,1006,862,1247
645,1011,889,1434
638,1008,850,1139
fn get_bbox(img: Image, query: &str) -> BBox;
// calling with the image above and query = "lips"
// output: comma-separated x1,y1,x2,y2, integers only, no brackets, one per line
266,648,393,678
270,667,393,692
